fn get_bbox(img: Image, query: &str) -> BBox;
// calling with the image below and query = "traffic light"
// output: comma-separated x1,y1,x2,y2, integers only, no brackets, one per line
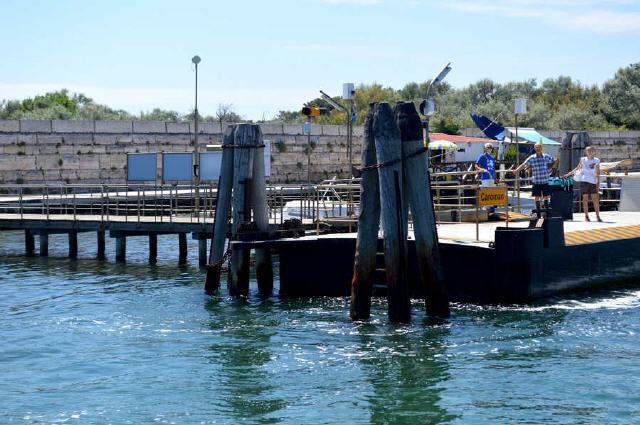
301,106,329,117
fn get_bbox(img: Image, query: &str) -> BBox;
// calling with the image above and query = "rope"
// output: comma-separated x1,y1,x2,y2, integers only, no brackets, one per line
357,146,429,173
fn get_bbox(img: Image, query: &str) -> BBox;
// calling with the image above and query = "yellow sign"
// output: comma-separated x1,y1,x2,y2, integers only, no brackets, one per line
478,186,508,206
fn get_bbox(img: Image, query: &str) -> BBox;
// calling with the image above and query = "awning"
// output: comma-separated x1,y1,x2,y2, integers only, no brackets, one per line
505,128,561,145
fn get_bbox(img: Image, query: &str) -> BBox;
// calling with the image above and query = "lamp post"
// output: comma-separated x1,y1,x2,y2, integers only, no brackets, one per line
422,62,452,151
192,55,201,212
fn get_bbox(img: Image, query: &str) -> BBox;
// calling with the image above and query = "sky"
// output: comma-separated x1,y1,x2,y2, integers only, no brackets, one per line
1,0,639,120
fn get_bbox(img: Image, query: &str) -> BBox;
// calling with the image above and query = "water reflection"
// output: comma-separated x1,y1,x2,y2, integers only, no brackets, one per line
355,314,458,424
204,297,286,424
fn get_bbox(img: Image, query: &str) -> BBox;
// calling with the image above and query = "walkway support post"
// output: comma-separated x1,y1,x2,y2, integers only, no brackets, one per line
39,233,49,257
198,238,207,267
25,229,35,257
68,231,78,259
178,233,188,264
97,230,106,260
205,126,235,293
115,237,126,262
373,102,410,323
395,102,450,317
350,103,380,320
149,234,158,264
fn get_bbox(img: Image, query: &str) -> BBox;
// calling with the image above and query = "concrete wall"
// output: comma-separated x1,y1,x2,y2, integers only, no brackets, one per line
0,119,637,185
0,119,360,184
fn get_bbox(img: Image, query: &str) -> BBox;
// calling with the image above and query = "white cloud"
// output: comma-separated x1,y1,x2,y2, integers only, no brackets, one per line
442,0,640,33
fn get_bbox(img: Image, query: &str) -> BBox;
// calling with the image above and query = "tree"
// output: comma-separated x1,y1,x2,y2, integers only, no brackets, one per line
602,63,640,129
215,103,242,124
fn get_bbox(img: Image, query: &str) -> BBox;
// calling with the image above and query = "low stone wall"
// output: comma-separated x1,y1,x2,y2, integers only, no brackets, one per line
0,120,362,184
1,120,637,185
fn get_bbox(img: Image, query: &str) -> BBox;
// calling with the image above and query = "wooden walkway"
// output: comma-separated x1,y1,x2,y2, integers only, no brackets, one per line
564,224,640,246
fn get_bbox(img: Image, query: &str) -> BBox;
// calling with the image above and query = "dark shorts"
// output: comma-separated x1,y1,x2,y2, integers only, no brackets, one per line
532,183,551,197
580,181,598,195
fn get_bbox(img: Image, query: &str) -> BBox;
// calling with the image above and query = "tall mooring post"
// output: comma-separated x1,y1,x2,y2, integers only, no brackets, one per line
205,127,235,294
251,126,274,295
374,102,410,322
350,103,380,320
395,102,450,317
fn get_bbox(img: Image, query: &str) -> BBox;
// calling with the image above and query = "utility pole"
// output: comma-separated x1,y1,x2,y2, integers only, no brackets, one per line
192,55,201,212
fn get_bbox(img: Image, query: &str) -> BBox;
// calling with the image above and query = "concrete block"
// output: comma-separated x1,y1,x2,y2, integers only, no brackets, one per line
20,120,52,133
322,125,341,136
17,134,37,145
92,135,119,145
133,121,166,133
0,120,19,132
36,134,63,145
9,156,37,170
167,122,190,134
283,124,304,135
3,145,23,154
52,120,94,133
259,123,283,135
353,126,364,137
0,134,17,144
199,122,222,134
79,158,100,170
95,120,133,133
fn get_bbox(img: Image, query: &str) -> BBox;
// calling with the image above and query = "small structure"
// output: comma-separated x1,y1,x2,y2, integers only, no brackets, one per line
429,132,493,163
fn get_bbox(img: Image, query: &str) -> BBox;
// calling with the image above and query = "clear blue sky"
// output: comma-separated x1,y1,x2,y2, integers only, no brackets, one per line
2,0,639,120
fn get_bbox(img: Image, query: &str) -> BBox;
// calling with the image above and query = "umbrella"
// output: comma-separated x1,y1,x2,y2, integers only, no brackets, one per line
428,140,459,151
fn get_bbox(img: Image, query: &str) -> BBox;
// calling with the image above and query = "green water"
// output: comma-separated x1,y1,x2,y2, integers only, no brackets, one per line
1,231,639,424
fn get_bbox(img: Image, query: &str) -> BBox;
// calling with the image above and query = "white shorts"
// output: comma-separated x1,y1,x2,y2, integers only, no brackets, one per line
480,179,495,187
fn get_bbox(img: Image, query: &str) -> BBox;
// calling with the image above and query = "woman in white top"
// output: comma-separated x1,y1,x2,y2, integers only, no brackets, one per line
564,146,601,222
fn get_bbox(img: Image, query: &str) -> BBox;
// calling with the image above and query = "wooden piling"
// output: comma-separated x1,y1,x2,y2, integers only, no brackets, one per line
395,102,450,317
228,124,255,296
97,230,106,259
39,233,49,257
350,103,380,320
149,233,158,264
373,102,410,323
115,236,126,262
68,231,78,258
251,125,273,295
178,233,187,264
198,238,207,267
204,126,235,294
25,229,35,257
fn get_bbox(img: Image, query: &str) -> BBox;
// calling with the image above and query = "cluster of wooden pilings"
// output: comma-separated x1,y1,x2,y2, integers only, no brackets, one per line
204,124,273,296
350,102,450,322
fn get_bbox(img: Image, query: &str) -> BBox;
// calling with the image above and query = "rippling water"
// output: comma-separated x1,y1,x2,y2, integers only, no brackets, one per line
2,231,640,424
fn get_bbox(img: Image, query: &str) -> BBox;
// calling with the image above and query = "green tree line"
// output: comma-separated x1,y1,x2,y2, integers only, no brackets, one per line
275,63,640,133
2,63,638,132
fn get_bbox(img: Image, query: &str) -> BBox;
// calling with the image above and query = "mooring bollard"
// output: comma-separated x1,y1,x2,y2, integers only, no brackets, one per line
228,124,255,296
395,102,450,317
373,102,410,323
205,126,235,294
350,103,380,320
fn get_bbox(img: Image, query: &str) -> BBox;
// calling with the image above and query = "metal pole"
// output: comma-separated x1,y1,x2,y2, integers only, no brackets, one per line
307,120,311,185
194,59,200,214
515,113,520,211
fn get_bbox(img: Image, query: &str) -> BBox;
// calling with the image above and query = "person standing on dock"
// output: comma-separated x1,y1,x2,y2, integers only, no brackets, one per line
511,142,556,218
476,142,497,187
563,146,602,222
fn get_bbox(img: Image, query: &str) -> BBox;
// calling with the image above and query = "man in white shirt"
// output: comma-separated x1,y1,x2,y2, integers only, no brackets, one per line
564,146,601,222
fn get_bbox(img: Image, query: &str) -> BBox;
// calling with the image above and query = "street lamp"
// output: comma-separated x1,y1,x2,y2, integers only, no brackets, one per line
192,55,201,211
514,98,527,211
421,62,452,148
